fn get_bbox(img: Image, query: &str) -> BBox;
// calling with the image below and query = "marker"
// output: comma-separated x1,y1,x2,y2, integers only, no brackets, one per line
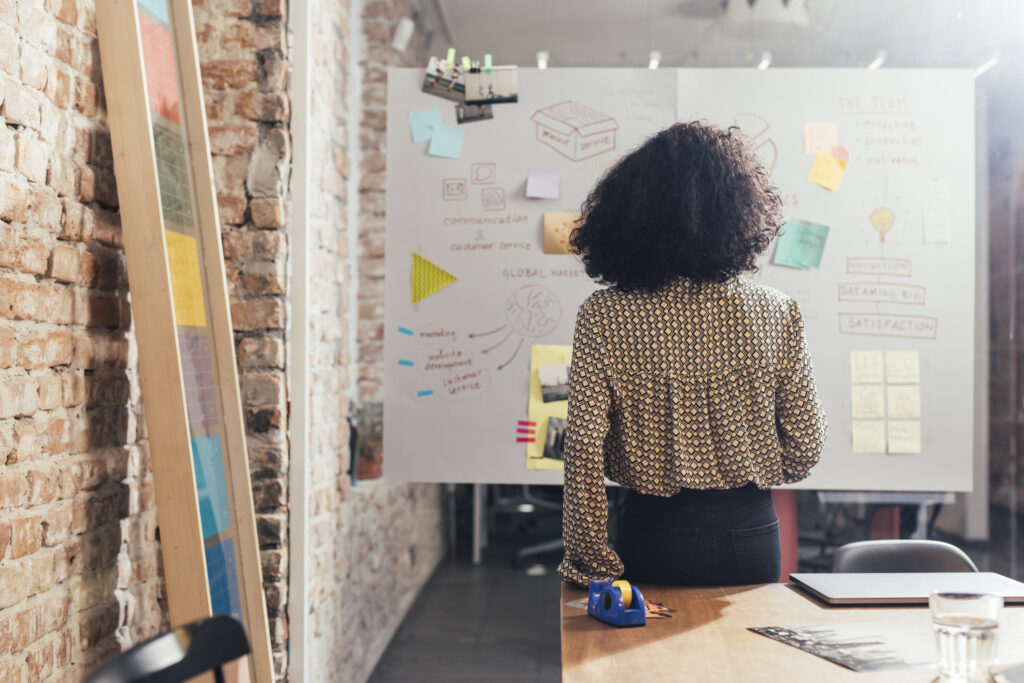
484,53,492,74
446,48,456,67
398,359,414,367
398,327,414,335
417,390,434,397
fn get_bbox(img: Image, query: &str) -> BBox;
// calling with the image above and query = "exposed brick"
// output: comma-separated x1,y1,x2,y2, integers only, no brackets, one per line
201,60,258,89
15,135,49,185
236,90,289,122
0,23,16,77
2,78,42,130
250,197,284,228
237,336,283,369
36,372,62,410
0,328,15,368
0,374,40,418
10,515,43,558
231,299,284,331
48,244,80,283
217,193,247,225
0,563,28,609
0,520,10,559
208,126,258,156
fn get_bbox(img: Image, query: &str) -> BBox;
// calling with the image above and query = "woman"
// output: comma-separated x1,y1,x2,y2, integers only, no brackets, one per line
558,121,827,588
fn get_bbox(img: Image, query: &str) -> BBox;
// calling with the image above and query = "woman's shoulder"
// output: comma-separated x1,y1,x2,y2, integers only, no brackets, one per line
733,278,797,313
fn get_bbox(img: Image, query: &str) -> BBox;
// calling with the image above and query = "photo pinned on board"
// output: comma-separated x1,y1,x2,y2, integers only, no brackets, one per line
455,103,494,124
422,55,466,103
537,362,569,403
465,65,519,105
542,417,567,461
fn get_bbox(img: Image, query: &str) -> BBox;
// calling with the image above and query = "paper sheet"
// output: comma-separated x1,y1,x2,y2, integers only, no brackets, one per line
851,385,885,419
887,385,921,419
411,253,457,304
409,108,442,143
526,344,572,470
165,230,207,327
850,351,885,384
543,212,580,255
526,168,561,199
807,152,847,191
885,350,920,384
427,124,464,159
888,420,922,454
804,122,838,154
852,420,887,454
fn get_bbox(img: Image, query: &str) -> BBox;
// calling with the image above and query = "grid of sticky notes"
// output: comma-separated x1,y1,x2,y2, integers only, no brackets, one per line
850,350,921,455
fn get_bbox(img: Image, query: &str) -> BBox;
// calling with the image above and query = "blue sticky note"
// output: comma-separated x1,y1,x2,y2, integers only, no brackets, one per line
526,168,560,199
428,125,464,160
409,108,442,144
205,538,242,618
191,434,231,539
773,220,830,269
138,0,171,23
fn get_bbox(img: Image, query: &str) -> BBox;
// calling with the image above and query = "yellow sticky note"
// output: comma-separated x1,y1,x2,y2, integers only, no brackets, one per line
851,385,884,419
807,152,847,191
887,385,921,419
850,351,884,384
887,420,922,454
543,212,580,255
164,230,207,327
851,420,886,454
526,344,572,470
411,253,457,304
886,350,920,384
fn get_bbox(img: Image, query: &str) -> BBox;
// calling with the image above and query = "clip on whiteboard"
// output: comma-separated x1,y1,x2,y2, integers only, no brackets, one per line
446,47,456,67
484,53,492,74
588,579,647,627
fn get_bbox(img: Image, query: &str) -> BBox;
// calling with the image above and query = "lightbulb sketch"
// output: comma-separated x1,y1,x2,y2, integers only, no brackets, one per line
869,208,894,243
469,285,562,370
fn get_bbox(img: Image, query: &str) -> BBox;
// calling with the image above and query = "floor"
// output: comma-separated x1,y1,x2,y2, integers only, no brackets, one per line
368,495,563,683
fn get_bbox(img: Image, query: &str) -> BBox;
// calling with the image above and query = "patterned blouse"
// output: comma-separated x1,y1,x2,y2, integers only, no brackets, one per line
558,276,827,587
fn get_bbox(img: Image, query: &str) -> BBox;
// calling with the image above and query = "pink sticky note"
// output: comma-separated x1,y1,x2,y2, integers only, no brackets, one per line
830,145,850,162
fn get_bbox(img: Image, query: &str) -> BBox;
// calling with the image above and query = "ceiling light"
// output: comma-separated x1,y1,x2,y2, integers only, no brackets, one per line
867,50,886,71
537,51,549,69
757,51,772,70
648,50,661,70
974,56,999,78
391,17,415,53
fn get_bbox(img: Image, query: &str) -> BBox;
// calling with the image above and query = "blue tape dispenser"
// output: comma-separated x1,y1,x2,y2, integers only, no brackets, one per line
587,579,646,627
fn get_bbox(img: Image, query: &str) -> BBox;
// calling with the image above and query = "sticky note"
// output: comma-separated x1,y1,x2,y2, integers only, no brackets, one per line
830,145,849,162
851,385,885,419
409,108,442,143
850,351,884,384
885,350,920,384
887,385,921,419
773,221,829,269
165,230,207,327
427,125,464,159
543,212,580,255
804,122,838,154
851,420,886,454
191,435,231,538
807,152,847,191
526,168,560,199
887,420,922,454
412,253,457,304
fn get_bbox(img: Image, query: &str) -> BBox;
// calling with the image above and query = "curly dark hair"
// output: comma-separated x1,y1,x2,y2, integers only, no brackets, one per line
569,121,783,291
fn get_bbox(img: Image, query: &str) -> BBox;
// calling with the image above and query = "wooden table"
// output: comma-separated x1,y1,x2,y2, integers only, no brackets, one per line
561,583,1024,682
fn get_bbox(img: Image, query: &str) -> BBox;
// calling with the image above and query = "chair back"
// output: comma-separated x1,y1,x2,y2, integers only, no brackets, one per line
832,539,978,573
85,615,250,683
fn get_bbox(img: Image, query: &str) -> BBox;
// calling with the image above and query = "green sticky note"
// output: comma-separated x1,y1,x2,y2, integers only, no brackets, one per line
773,220,829,269
428,124,464,159
484,54,492,73
409,108,442,143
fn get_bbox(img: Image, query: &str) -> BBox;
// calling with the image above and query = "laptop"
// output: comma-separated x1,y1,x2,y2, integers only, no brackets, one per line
789,572,1024,606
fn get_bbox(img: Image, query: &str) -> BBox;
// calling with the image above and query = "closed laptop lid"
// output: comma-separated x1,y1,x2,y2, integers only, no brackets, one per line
789,572,1024,605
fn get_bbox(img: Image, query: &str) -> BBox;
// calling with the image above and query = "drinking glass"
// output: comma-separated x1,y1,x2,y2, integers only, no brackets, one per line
930,591,1002,682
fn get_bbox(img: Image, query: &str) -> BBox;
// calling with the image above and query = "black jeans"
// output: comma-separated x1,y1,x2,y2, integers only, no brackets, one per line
614,483,781,586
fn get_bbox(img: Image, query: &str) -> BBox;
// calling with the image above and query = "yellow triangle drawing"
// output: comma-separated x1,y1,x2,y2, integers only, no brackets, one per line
412,253,457,304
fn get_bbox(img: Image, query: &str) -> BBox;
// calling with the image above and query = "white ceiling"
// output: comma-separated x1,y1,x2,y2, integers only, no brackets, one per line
421,0,1023,76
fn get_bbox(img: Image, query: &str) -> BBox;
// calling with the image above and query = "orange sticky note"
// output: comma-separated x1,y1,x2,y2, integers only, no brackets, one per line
543,212,580,255
807,152,847,191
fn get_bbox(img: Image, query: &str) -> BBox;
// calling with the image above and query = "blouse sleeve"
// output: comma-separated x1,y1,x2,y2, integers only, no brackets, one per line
557,297,624,588
775,300,828,482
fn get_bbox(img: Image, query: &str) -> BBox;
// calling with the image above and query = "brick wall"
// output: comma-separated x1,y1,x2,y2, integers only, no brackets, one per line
191,0,291,677
0,1,163,679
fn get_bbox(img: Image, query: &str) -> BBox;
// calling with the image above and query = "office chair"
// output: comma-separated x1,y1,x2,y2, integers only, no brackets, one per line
85,615,250,683
831,539,978,573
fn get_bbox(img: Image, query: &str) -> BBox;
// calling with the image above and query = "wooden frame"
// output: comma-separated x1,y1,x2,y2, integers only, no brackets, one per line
96,1,273,680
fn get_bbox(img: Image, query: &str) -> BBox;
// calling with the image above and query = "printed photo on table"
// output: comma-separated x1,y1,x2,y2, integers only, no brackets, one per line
465,66,519,105
421,56,466,103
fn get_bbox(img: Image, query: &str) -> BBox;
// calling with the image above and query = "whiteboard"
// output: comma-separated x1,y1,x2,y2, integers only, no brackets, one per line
384,68,975,491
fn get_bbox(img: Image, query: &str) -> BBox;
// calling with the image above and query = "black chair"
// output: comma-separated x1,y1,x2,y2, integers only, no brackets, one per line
85,615,250,683
831,539,978,573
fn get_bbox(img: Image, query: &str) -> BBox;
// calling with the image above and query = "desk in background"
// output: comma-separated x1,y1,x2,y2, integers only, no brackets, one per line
561,582,1024,682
